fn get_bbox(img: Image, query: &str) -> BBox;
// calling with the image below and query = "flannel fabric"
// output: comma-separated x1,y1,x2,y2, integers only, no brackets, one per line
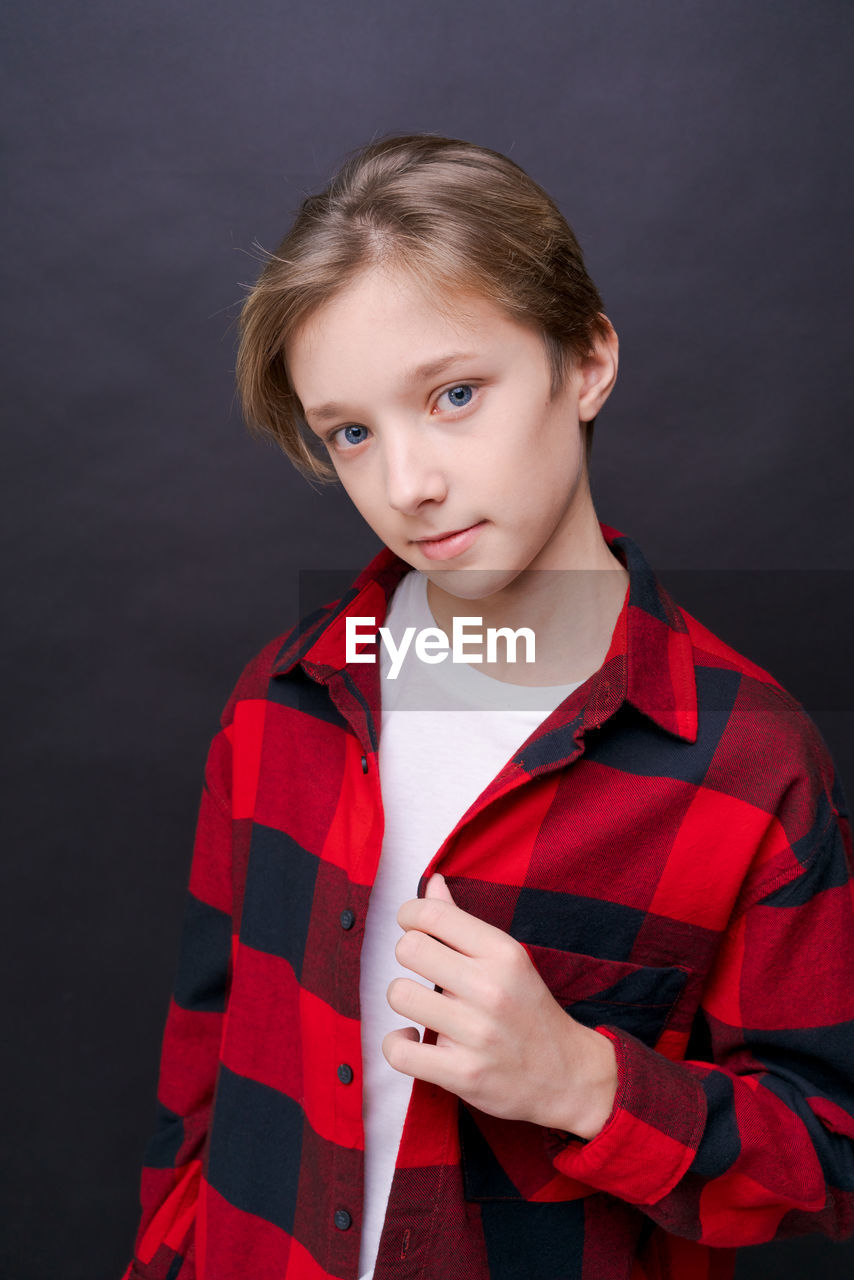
123,523,854,1280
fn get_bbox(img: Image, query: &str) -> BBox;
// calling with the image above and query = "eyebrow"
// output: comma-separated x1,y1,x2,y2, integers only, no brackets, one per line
302,351,480,425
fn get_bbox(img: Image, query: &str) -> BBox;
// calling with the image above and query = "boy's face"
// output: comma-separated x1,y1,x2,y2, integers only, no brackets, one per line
285,265,615,604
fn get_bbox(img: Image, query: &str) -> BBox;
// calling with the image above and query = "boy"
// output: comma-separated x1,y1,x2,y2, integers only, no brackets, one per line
124,134,854,1280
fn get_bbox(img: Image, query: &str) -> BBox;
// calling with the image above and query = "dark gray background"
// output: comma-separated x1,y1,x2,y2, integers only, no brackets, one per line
2,1,853,1276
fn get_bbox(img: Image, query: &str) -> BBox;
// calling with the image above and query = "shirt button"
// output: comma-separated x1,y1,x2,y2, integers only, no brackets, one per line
337,1062,354,1085
339,908,356,930
361,754,369,773
334,1208,352,1231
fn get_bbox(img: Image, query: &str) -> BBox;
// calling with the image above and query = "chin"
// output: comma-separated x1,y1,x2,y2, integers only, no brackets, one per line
425,566,522,602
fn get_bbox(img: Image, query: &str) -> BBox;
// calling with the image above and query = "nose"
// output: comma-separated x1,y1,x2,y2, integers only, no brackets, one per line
383,427,447,514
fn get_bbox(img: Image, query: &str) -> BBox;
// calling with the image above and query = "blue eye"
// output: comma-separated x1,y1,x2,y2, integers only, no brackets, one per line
329,384,476,452
334,424,369,449
442,384,474,408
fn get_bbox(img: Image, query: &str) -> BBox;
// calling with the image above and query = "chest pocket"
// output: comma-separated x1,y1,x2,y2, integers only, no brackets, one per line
459,946,692,1205
525,943,691,1047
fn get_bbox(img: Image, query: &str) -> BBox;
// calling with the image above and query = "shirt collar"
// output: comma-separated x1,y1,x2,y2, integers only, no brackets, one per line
270,522,698,748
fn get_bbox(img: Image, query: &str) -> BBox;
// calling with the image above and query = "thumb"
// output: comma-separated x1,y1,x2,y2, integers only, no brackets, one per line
425,872,455,902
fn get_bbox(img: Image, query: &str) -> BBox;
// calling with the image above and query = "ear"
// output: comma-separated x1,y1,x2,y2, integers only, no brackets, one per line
576,315,619,423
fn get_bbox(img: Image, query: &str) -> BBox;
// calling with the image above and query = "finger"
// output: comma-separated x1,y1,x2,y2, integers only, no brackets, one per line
386,976,477,1043
425,872,455,903
395,928,479,1000
397,893,508,959
382,1028,459,1090
391,1025,420,1044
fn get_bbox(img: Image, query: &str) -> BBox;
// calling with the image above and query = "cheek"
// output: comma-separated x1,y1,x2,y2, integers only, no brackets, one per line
337,464,375,506
335,475,383,535
346,481,410,551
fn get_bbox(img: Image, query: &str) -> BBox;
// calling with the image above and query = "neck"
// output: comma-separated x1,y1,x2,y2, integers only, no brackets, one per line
424,508,629,687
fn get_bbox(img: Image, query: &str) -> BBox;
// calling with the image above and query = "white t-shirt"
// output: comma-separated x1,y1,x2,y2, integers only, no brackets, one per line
357,569,584,1279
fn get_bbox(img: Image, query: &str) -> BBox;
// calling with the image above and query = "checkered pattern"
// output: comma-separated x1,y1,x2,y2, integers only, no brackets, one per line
123,523,854,1280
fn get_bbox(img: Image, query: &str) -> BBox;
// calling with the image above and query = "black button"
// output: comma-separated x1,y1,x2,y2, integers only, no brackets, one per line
334,1208,352,1231
337,1062,354,1085
339,908,356,931
361,754,369,773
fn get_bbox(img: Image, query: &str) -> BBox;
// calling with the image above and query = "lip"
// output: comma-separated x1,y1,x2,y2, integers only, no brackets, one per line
412,521,486,561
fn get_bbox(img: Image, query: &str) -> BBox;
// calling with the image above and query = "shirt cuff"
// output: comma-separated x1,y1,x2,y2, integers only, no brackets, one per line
546,1025,708,1206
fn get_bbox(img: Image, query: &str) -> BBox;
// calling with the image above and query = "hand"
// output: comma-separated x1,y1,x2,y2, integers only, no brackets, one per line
382,874,619,1140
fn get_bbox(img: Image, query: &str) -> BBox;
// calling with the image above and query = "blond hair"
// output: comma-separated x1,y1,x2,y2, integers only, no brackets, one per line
236,132,610,481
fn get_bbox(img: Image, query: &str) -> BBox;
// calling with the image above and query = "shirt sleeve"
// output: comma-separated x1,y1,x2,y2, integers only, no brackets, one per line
122,722,234,1280
550,770,854,1246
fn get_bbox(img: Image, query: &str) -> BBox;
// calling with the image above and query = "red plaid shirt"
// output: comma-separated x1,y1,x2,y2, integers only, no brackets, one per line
124,523,854,1280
